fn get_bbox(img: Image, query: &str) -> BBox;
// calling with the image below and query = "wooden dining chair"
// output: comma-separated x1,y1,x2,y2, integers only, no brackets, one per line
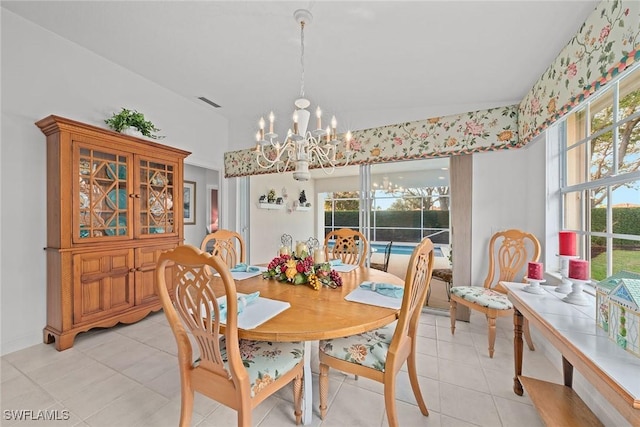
200,229,245,268
449,229,541,358
370,241,393,272
155,245,304,427
323,228,369,266
318,237,435,427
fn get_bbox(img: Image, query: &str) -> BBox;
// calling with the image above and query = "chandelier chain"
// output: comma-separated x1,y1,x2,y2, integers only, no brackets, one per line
299,21,305,98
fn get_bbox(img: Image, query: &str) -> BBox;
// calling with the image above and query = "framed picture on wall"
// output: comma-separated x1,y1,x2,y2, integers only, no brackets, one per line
184,181,196,225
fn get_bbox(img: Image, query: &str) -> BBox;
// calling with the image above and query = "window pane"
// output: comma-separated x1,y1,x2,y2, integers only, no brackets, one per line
564,190,584,230
611,238,640,276
590,89,613,136
566,108,586,146
566,142,588,186
612,180,640,234
591,237,640,281
618,118,640,174
619,69,640,122
590,129,615,180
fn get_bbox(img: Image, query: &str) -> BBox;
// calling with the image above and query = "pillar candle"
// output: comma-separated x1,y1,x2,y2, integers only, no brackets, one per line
568,259,589,280
559,231,577,256
313,248,325,264
295,241,307,258
527,262,544,280
279,245,290,256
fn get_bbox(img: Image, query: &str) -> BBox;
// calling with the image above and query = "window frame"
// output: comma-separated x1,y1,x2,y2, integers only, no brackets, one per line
556,62,640,281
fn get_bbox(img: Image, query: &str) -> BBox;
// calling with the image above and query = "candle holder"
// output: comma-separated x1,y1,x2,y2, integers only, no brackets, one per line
562,278,591,306
556,254,579,294
523,277,546,294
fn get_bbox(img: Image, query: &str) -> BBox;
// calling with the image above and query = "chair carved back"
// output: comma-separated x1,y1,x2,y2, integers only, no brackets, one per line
156,245,250,401
483,229,541,292
200,229,245,268
390,238,434,356
323,228,369,266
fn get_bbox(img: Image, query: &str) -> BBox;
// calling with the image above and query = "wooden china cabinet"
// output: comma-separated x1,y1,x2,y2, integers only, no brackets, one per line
36,115,191,350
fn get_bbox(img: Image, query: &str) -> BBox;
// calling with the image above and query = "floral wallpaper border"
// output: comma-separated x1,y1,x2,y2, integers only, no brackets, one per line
224,105,518,178
519,0,640,143
225,1,640,179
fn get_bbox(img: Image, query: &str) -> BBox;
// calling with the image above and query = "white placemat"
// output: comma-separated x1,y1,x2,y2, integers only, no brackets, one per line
216,293,291,330
215,266,266,281
331,264,359,273
345,286,402,309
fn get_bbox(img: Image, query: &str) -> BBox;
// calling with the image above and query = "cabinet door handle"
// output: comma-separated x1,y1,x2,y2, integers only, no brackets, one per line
136,267,143,271
129,268,136,272
130,194,141,199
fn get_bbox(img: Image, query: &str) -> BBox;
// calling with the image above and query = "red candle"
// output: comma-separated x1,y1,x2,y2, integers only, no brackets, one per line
568,259,589,280
559,231,577,256
527,262,544,280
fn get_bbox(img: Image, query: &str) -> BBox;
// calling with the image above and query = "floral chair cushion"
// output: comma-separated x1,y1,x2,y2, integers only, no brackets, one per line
319,321,397,372
450,286,513,310
197,338,304,398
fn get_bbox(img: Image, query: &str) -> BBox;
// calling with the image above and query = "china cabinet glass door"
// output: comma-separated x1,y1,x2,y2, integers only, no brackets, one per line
139,158,176,236
77,146,130,241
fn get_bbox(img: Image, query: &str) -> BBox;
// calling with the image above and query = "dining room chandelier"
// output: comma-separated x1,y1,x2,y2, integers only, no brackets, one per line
253,9,352,181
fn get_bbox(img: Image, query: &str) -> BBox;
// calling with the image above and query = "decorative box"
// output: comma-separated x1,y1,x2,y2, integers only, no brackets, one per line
596,271,640,358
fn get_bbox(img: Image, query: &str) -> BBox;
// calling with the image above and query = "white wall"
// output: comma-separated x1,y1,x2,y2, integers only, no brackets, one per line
0,11,228,355
249,174,316,265
471,143,546,283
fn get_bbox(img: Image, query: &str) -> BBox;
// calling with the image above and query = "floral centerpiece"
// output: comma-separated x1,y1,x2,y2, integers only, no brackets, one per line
263,254,342,290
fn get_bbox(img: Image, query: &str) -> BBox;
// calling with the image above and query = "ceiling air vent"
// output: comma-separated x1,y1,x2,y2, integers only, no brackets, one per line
198,97,221,108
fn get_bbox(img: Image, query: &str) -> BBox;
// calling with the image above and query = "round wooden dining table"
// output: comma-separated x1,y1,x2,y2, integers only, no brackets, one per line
210,265,404,424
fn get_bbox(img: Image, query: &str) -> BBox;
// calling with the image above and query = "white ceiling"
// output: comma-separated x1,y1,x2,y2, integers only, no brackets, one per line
4,0,599,148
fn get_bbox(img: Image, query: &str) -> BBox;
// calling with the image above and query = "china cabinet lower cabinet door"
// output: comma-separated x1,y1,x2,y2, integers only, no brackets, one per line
135,244,177,306
73,249,135,325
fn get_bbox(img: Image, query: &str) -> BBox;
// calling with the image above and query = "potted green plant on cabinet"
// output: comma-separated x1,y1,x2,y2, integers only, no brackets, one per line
105,108,164,139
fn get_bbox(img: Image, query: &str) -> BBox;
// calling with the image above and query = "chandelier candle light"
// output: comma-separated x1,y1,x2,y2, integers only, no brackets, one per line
253,9,353,181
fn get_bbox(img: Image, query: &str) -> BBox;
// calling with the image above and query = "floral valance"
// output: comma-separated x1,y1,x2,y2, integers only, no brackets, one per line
224,105,518,178
519,0,640,143
225,1,640,179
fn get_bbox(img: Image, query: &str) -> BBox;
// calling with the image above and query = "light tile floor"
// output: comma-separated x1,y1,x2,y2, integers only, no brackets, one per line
1,310,558,426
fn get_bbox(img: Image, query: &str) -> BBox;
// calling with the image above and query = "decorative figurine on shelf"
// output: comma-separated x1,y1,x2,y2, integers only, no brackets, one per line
298,190,311,207
267,189,276,203
276,197,284,205
259,195,267,203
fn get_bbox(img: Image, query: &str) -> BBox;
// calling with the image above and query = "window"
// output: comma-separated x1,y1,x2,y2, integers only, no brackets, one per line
323,186,450,245
559,64,640,280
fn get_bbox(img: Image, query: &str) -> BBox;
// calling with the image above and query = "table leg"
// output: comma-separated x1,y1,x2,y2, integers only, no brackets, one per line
562,356,574,388
302,341,312,425
513,308,524,396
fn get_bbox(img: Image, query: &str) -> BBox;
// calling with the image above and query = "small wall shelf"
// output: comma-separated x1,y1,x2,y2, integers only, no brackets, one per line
296,206,311,211
258,202,284,210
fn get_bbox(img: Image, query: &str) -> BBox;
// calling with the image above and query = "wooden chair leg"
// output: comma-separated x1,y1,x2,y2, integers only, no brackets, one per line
487,315,497,358
523,318,535,351
449,299,457,334
319,363,329,420
293,371,303,425
383,374,399,427
178,376,194,427
407,349,429,416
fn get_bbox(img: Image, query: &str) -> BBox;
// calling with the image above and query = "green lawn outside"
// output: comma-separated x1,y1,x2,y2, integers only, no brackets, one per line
591,249,640,281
